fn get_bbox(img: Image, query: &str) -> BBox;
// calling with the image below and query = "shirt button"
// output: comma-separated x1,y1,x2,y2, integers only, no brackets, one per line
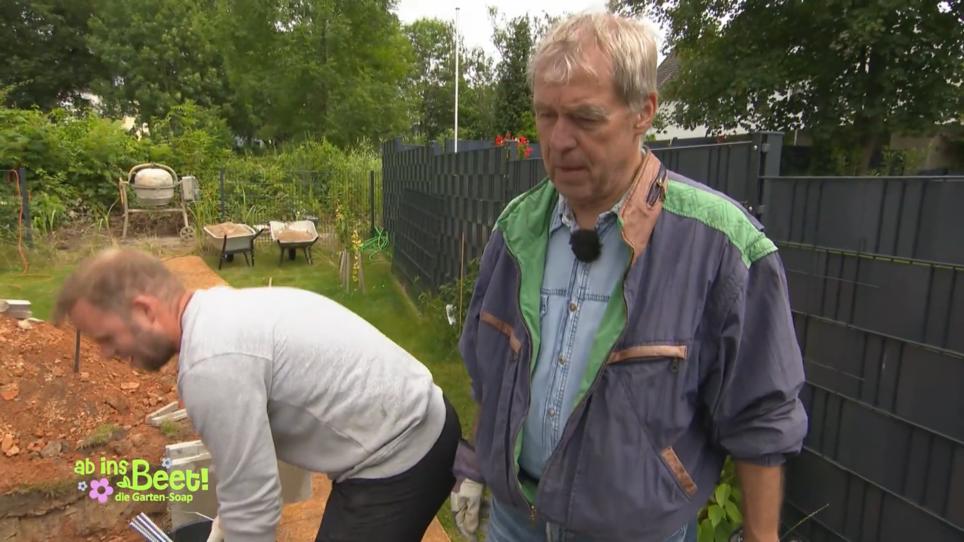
548,408,557,417
558,355,567,365
568,302,577,312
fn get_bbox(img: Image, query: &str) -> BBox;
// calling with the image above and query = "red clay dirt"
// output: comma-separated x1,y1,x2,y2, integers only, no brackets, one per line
0,317,178,496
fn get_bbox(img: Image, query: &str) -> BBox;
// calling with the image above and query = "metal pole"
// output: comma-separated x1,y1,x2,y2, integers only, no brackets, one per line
18,167,32,248
454,7,460,153
219,168,225,221
370,171,376,237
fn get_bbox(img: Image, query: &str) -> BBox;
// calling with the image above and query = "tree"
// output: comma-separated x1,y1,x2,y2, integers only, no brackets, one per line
490,9,559,140
613,0,964,173
86,0,232,130
403,18,496,142
212,0,413,146
491,10,534,138
0,0,106,110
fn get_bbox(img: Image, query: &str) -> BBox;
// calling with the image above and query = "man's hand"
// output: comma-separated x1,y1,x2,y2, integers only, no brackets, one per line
205,515,224,542
451,478,484,540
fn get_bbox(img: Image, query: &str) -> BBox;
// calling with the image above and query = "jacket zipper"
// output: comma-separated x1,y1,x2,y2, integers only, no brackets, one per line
531,245,635,519
503,241,537,521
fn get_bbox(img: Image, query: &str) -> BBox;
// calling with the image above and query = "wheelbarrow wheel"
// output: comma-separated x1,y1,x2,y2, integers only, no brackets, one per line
179,226,195,241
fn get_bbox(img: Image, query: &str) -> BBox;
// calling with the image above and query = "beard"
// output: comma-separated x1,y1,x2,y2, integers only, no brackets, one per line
129,324,177,372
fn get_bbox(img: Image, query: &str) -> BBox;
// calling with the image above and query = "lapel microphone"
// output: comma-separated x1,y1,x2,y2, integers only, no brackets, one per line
570,228,601,263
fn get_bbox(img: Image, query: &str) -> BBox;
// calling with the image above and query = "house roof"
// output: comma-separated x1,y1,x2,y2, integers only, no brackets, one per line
656,50,680,90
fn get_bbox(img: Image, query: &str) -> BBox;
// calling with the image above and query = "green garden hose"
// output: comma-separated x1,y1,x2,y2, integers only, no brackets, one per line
360,227,389,259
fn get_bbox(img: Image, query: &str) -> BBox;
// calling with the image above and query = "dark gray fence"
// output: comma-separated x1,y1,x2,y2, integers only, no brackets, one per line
653,132,783,213
764,175,964,542
382,132,781,290
382,139,547,290
764,176,964,265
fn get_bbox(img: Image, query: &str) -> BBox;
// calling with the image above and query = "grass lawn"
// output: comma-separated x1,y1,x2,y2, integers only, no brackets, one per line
0,244,80,320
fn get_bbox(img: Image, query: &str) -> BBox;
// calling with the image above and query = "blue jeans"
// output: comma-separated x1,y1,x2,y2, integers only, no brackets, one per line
487,497,697,542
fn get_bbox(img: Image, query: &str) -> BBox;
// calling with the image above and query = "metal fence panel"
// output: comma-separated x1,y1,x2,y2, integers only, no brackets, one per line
764,176,964,265
795,312,964,443
781,244,964,354
785,448,964,542
392,189,443,290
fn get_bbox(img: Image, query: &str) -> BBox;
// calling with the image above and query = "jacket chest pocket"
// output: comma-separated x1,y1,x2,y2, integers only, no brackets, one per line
606,342,691,416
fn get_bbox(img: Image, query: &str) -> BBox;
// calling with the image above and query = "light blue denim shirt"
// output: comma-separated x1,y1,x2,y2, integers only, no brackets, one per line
519,194,630,477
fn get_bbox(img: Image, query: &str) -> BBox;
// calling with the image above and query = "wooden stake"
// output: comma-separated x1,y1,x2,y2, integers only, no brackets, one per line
339,250,347,287
357,249,366,293
458,231,465,334
342,250,351,292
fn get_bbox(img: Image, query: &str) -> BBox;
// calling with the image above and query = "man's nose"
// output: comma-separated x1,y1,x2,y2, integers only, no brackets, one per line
548,117,577,153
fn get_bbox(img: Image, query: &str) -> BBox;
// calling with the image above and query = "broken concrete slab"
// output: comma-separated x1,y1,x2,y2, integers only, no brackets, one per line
0,300,32,320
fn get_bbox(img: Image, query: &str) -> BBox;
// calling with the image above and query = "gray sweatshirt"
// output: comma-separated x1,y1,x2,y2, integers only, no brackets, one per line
177,286,446,541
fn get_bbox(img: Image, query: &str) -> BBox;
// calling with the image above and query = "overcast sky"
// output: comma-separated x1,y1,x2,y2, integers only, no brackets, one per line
393,0,666,62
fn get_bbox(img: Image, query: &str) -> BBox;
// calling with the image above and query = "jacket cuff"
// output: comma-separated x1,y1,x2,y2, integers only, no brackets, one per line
733,453,787,467
453,439,482,482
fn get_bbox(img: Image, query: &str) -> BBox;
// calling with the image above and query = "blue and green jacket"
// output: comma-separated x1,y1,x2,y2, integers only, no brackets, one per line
458,151,808,540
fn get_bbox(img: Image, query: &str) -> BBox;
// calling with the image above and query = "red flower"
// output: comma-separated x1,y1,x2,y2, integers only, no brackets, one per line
517,135,528,145
495,134,505,146
523,146,533,158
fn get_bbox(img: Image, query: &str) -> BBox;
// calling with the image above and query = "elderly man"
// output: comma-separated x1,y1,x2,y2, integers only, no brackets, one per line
54,248,460,542
450,12,807,542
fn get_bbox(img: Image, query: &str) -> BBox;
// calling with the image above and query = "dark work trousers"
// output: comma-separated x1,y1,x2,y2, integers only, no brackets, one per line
315,395,461,542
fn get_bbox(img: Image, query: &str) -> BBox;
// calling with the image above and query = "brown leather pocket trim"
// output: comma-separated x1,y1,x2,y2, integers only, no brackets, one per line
480,311,522,354
660,447,698,497
608,344,687,363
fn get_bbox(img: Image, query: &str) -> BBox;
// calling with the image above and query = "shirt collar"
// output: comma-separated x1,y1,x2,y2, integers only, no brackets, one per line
550,188,630,234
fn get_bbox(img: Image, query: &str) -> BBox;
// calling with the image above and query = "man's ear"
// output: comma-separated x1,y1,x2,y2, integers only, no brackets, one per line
130,294,160,325
633,92,659,135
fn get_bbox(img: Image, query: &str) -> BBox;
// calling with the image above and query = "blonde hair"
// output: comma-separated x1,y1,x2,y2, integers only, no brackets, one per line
528,12,659,111
53,248,185,324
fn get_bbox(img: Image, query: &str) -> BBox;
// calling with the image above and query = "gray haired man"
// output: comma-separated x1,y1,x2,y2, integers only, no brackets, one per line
451,12,807,542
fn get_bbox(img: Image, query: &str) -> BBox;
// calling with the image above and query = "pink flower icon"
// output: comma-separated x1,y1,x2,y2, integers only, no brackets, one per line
88,478,113,504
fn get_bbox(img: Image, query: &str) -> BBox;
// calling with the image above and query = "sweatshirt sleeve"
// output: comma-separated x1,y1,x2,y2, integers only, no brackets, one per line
179,354,281,542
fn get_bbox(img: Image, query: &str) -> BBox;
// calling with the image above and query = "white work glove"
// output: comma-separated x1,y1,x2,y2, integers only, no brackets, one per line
450,478,484,540
206,515,224,542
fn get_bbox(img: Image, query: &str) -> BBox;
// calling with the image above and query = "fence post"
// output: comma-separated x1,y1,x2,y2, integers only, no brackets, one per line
219,168,225,221
753,132,784,224
369,170,376,236
18,167,32,248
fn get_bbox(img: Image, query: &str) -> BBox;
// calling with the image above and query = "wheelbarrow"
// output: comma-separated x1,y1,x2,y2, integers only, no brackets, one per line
269,220,320,264
202,222,266,269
